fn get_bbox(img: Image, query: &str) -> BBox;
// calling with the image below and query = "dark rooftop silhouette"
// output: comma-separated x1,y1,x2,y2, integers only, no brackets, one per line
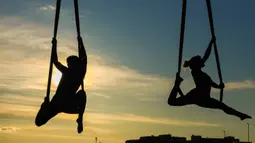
126,134,252,143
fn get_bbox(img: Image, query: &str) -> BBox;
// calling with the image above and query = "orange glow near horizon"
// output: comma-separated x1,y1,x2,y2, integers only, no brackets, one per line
52,69,62,86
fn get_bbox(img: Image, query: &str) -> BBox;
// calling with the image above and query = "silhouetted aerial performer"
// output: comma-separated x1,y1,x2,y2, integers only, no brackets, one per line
168,0,252,120
168,38,251,120
35,0,87,133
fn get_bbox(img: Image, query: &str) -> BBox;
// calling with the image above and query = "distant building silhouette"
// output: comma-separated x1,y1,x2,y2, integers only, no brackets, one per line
126,134,186,143
126,134,252,143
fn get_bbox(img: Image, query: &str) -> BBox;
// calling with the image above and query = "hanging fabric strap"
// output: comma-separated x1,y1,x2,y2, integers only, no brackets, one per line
177,0,187,77
74,0,81,38
206,0,224,102
74,0,85,91
46,0,62,100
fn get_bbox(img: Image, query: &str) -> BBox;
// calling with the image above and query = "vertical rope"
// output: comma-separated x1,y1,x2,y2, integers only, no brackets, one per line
177,0,187,77
46,0,61,100
206,0,224,102
74,0,81,38
74,0,84,91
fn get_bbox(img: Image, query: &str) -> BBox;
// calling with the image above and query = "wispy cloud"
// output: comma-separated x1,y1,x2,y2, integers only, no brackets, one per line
0,126,20,133
85,113,220,127
92,93,111,99
20,131,87,140
86,126,114,134
225,80,255,90
5,124,113,137
0,16,252,141
0,102,218,127
1,16,253,106
210,80,255,93
0,16,172,102
2,16,253,105
39,5,56,11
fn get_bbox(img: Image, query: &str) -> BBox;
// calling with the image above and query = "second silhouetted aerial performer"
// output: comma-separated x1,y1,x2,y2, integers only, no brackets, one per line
168,37,252,120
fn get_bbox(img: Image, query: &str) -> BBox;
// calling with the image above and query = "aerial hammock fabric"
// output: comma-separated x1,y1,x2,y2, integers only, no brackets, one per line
45,0,85,102
176,0,224,102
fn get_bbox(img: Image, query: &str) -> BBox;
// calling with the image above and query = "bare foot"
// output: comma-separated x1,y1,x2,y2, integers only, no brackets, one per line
240,114,252,121
76,119,83,134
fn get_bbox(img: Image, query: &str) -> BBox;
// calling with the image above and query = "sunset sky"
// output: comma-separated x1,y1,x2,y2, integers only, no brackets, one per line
0,0,255,143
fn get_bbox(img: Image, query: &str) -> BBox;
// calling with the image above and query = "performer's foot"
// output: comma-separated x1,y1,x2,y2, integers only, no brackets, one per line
76,118,83,134
240,114,252,121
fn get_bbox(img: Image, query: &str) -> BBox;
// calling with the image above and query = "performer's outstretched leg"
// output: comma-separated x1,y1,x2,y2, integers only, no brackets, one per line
35,98,59,126
76,90,86,134
59,90,86,133
197,98,252,120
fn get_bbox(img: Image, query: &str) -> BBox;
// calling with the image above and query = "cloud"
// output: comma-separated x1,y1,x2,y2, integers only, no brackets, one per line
7,124,113,137
0,103,38,117
0,126,20,133
20,131,87,140
225,80,255,90
0,94,42,106
85,63,172,92
0,102,96,121
0,16,253,138
0,16,172,102
92,93,111,99
210,80,255,93
3,16,253,104
39,5,56,11
0,102,218,127
0,16,253,111
86,126,113,134
85,113,220,127
0,16,254,96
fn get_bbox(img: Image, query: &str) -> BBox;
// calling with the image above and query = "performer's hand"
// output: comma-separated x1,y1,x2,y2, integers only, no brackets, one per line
219,82,225,89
